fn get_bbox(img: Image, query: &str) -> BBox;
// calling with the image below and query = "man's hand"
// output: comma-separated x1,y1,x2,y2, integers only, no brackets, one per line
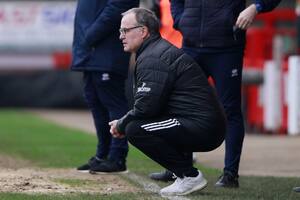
109,120,125,138
235,4,258,30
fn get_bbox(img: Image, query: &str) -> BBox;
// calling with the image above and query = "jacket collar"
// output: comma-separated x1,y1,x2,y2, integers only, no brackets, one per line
136,34,161,60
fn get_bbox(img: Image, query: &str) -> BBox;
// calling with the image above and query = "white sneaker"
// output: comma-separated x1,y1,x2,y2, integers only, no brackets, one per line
160,170,207,196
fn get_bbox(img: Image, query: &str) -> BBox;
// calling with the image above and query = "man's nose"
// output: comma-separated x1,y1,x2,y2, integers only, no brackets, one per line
119,33,125,40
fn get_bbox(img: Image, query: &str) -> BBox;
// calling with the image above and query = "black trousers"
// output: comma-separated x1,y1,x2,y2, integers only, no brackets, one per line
83,72,129,162
125,117,224,177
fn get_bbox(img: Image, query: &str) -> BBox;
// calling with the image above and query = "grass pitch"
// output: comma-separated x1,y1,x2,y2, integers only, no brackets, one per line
0,110,299,200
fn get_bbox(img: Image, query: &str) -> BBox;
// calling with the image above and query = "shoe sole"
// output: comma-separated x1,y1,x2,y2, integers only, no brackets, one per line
161,178,208,197
77,170,90,173
89,170,129,175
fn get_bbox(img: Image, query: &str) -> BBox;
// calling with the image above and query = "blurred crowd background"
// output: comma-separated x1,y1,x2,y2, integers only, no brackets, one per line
0,0,299,135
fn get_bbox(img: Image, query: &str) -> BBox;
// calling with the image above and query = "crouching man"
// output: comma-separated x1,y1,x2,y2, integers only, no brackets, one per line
109,8,226,196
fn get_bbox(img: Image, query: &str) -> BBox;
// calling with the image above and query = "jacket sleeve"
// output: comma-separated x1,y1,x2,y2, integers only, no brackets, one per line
116,58,171,134
255,0,281,13
170,0,185,30
84,0,139,47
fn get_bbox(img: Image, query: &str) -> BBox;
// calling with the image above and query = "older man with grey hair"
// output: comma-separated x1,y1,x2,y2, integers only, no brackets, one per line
109,8,226,196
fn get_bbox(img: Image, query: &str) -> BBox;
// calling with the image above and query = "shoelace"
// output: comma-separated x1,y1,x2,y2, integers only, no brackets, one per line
171,174,184,186
171,173,177,180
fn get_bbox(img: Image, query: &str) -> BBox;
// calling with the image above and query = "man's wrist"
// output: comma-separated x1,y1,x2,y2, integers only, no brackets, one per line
255,1,263,13
116,120,123,135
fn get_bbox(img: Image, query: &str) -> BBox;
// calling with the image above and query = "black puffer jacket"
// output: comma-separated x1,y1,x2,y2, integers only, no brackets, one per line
117,35,226,134
170,0,281,48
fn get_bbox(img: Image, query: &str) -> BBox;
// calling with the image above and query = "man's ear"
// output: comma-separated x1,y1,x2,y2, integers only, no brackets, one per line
141,26,150,39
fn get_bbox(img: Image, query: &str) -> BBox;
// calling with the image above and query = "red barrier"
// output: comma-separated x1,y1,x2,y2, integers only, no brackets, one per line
52,51,72,70
244,9,297,67
243,8,296,133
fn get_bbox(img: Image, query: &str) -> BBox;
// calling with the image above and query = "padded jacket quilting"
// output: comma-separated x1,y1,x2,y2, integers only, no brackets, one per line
117,35,226,134
170,0,281,48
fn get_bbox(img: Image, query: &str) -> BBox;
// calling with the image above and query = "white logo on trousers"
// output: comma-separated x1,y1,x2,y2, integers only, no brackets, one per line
231,69,238,77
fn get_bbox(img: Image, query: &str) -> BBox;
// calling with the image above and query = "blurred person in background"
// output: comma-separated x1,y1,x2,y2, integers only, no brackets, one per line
110,8,226,196
71,0,139,173
157,0,281,188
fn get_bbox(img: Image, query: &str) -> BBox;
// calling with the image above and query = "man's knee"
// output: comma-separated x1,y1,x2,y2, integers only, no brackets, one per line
125,121,143,143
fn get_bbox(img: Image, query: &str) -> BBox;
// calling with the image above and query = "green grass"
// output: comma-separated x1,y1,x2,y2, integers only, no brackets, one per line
0,110,96,168
0,110,300,200
0,192,158,200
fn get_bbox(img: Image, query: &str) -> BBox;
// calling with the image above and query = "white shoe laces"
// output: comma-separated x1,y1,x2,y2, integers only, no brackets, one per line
172,173,177,180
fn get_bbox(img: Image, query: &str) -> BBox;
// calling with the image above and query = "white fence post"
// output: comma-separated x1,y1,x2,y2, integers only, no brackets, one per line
287,56,300,135
263,60,282,131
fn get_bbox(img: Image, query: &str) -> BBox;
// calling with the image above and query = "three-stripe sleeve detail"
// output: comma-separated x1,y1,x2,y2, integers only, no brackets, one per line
141,118,181,131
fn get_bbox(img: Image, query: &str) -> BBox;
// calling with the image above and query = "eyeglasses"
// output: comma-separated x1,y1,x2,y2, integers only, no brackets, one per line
119,25,143,35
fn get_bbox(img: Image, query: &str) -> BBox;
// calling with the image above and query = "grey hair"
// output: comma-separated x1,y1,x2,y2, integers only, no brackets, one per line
122,8,160,35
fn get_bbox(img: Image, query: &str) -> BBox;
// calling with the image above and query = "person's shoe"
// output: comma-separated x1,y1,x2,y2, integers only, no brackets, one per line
160,170,207,196
215,172,239,188
294,187,300,193
89,160,128,174
149,170,176,182
77,157,105,173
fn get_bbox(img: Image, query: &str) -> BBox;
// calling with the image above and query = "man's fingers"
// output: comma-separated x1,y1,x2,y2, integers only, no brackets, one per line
240,21,247,29
236,17,242,27
109,120,116,126
236,4,257,30
236,19,250,30
236,17,245,29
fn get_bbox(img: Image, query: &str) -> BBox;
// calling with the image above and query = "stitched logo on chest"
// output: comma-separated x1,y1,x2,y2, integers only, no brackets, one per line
137,82,151,92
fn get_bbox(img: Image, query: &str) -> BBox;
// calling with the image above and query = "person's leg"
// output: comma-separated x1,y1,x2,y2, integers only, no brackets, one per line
195,50,245,187
84,72,113,158
126,118,210,195
126,118,195,176
77,72,110,172
89,72,129,173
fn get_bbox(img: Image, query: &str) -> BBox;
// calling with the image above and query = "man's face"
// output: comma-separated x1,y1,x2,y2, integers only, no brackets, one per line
119,13,144,53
